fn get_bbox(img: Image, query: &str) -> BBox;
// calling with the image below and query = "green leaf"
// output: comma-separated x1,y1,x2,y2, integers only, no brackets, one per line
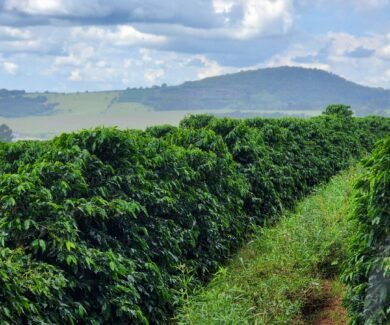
39,239,46,252
109,261,116,272
66,255,77,266
66,241,75,251
24,219,31,230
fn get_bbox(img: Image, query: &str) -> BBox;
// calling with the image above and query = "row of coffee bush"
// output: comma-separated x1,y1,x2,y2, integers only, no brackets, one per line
342,135,390,324
0,107,388,323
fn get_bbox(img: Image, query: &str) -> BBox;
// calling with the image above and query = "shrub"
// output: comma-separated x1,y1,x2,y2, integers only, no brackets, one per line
342,136,390,324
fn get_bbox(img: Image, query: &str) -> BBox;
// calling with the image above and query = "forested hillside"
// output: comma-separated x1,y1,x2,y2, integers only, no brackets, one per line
1,67,390,121
0,90,56,117
118,67,390,115
0,108,388,323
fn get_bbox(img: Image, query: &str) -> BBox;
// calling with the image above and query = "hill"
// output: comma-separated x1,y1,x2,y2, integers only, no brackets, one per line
117,67,390,115
0,89,56,117
1,67,390,139
1,67,390,119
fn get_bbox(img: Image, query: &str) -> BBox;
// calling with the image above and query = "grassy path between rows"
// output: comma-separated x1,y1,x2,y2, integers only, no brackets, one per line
175,166,361,324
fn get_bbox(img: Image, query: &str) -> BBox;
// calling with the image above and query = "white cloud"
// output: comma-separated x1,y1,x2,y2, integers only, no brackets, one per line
377,36,390,60
265,45,331,71
379,45,390,60
0,27,32,40
4,0,67,15
71,25,167,46
0,40,42,52
232,0,294,40
68,69,82,81
352,0,389,8
325,34,390,87
196,56,228,79
3,61,18,74
67,60,120,83
123,59,134,68
325,32,389,62
144,69,165,83
326,32,377,56
140,49,153,62
165,0,294,40
298,0,389,9
0,27,41,53
213,0,234,14
55,45,95,66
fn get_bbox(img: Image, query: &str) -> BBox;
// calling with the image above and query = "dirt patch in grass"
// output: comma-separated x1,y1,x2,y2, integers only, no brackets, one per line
303,280,347,325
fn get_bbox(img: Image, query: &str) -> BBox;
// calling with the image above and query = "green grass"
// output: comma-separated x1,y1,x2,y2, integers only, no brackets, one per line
29,91,119,115
107,102,151,113
175,167,360,324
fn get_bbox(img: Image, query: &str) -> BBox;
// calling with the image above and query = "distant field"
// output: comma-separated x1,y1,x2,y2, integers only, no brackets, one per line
14,92,157,138
29,91,119,115
5,91,332,139
107,102,152,113
5,108,323,140
3,110,202,139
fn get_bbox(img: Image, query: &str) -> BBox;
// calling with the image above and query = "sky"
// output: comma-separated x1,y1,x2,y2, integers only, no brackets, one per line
0,0,390,92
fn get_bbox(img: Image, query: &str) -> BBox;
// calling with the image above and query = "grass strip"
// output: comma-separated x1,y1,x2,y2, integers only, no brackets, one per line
175,166,361,324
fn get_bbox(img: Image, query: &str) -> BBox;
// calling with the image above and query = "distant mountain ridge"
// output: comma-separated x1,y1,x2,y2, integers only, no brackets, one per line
1,67,390,118
117,66,390,115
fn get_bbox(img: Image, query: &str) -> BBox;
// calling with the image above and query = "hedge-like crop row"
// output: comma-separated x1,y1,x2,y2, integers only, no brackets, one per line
0,108,388,323
342,135,390,324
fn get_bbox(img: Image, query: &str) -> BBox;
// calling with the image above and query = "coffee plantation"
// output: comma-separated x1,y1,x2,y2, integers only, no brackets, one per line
0,108,389,323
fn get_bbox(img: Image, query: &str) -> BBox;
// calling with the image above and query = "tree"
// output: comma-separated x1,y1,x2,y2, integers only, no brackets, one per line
322,104,353,118
0,123,13,142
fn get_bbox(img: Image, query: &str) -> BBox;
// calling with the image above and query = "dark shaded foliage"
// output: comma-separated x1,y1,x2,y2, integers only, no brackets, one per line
0,89,56,117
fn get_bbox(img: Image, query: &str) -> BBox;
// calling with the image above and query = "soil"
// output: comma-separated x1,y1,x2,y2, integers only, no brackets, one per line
303,280,347,325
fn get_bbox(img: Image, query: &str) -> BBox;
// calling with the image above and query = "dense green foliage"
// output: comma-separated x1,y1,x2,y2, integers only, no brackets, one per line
118,67,390,115
342,136,390,324
178,112,389,220
0,89,56,117
0,113,388,323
